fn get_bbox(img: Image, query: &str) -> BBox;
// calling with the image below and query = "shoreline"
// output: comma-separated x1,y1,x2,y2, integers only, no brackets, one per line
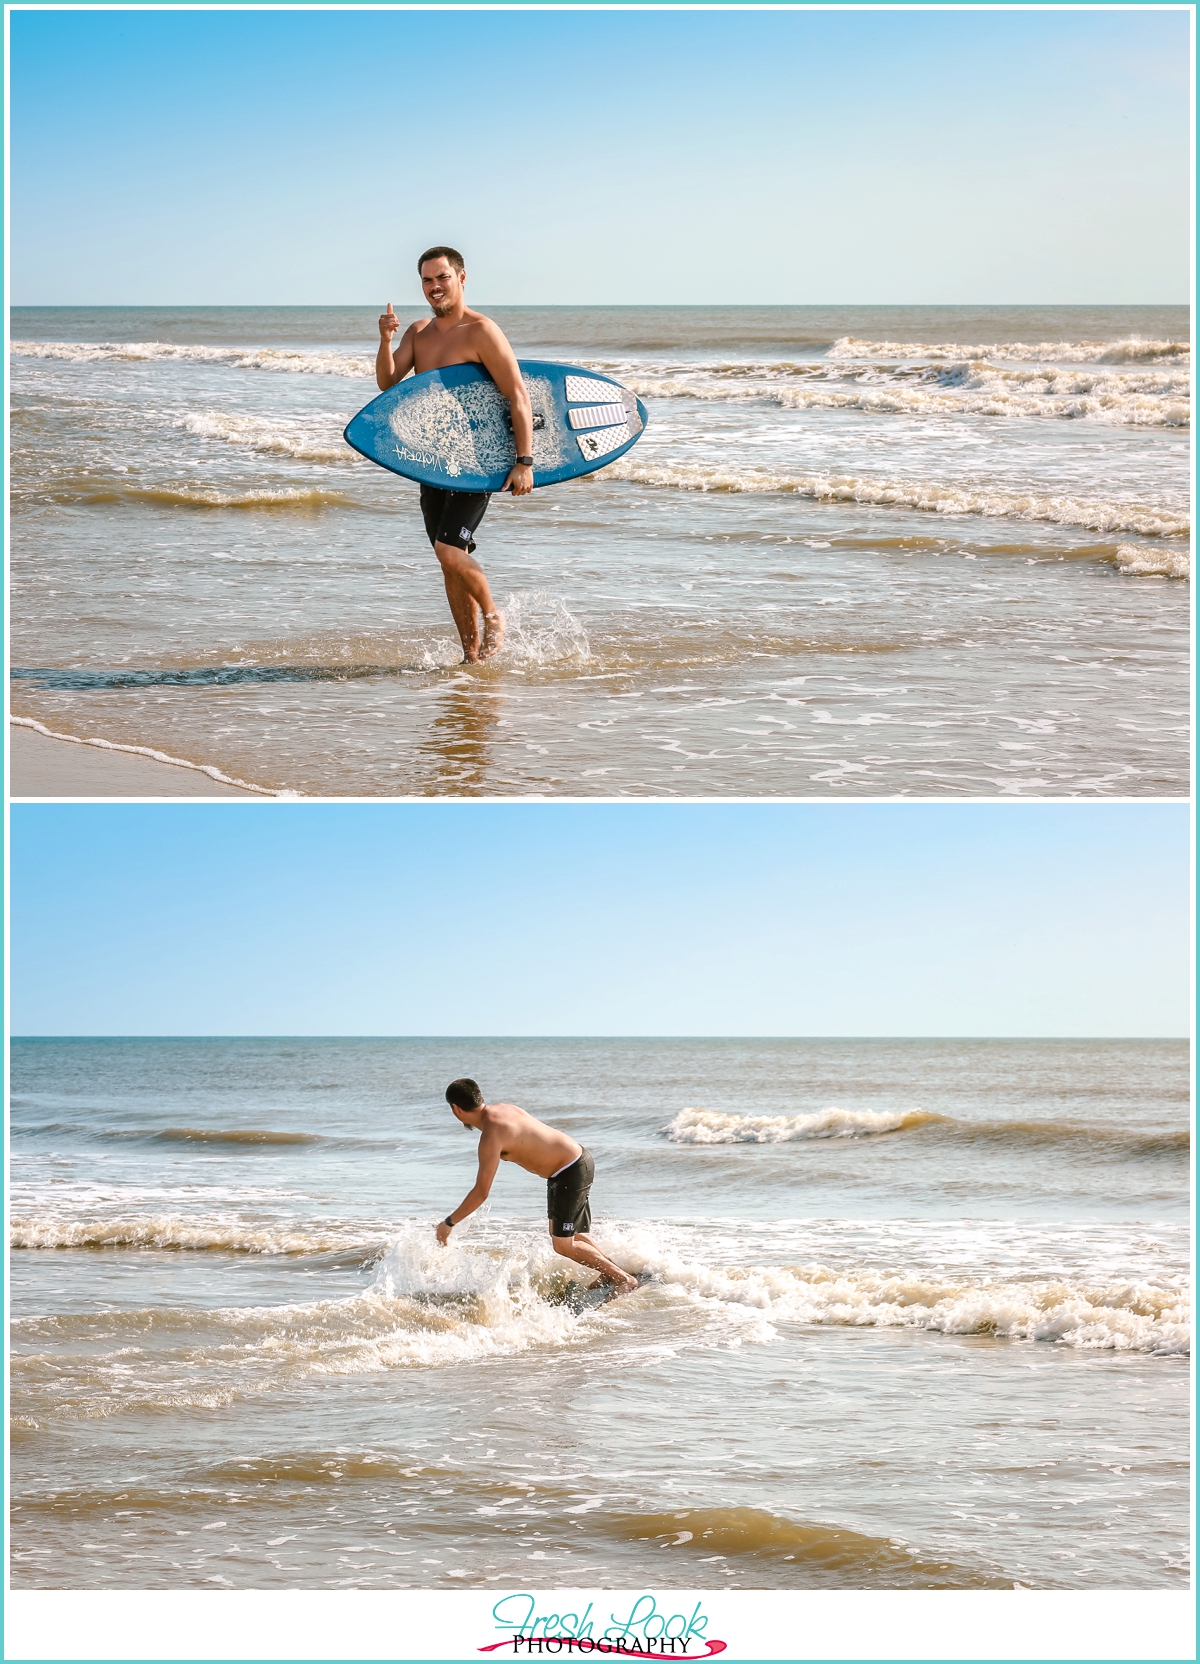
9,722,265,798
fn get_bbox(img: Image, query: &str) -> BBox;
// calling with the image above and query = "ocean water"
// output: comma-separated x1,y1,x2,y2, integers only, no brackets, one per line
9,305,1190,798
9,1036,1190,1591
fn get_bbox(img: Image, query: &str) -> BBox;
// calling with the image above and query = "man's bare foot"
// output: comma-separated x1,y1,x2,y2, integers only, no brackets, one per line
479,611,505,660
605,1272,639,1297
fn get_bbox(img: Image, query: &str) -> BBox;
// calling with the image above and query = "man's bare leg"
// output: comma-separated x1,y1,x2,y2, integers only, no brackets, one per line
551,1229,638,1293
435,541,502,664
481,609,505,659
441,569,481,660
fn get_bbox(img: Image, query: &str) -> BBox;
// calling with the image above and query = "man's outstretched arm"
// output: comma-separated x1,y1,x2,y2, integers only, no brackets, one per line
436,1131,503,1244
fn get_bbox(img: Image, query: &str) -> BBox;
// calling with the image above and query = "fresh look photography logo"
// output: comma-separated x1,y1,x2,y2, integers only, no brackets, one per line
479,1595,728,1658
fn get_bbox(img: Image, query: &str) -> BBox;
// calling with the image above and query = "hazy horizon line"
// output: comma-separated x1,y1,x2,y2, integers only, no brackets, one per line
10,300,1191,311
12,1033,1187,1043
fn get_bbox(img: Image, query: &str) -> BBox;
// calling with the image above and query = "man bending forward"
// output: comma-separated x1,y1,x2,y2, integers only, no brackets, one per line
436,1078,637,1293
377,246,534,663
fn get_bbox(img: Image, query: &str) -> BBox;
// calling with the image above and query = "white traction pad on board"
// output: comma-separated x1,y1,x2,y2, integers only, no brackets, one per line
567,403,628,430
565,375,625,404
576,423,631,461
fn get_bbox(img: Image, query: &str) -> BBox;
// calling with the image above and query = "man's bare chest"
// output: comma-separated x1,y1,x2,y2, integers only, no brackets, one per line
413,323,483,373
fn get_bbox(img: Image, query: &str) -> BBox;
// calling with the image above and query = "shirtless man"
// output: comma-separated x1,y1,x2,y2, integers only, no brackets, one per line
435,1078,637,1293
376,246,534,663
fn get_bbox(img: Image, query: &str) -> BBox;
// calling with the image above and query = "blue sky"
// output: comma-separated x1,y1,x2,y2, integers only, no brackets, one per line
10,802,1190,1037
9,8,1190,304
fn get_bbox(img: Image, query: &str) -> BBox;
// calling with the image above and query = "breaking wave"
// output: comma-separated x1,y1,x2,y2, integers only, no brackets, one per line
625,365,1188,427
665,1107,943,1143
8,1227,600,1419
9,1216,362,1254
11,340,372,378
665,1107,1189,1159
827,336,1190,365
11,1119,402,1153
640,1253,1189,1356
11,1219,1187,1411
603,458,1189,539
1114,543,1192,579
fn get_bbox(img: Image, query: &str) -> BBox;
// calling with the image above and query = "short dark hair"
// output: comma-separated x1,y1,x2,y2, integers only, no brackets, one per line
446,1077,484,1112
418,246,465,276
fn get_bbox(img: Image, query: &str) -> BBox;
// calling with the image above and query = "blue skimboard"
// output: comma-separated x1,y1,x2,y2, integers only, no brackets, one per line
343,361,648,493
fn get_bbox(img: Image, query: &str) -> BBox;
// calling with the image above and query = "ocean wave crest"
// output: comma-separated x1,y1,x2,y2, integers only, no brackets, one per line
10,1227,598,1420
659,1261,1189,1355
151,1127,322,1145
665,1107,1189,1157
603,459,1189,539
665,1106,941,1143
580,1225,1190,1358
624,373,1188,428
827,336,1190,365
929,361,1190,396
26,481,354,512
11,340,372,377
9,1216,357,1254
601,1505,1001,1585
1115,543,1192,579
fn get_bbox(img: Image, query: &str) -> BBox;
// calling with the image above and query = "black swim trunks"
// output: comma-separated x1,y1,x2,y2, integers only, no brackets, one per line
547,1148,594,1238
420,483,491,554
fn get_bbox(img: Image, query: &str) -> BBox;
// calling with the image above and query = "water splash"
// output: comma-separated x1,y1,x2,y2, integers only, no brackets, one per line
494,590,590,666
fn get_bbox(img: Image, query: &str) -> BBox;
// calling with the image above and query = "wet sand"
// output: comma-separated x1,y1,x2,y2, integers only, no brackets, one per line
9,723,259,798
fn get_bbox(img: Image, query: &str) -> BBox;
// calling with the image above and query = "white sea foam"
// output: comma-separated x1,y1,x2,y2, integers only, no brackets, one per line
603,458,1189,538
10,1216,1188,1435
931,362,1190,397
691,1263,1189,1354
11,340,372,377
590,355,1190,392
624,372,1188,428
1114,543,1192,579
11,1226,604,1419
8,1214,355,1253
827,337,1190,365
593,1224,1190,1357
665,1106,941,1143
178,412,357,464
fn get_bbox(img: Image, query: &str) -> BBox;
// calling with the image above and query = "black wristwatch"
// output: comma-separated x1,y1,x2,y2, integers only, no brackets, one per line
515,455,534,467
443,1215,455,1228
